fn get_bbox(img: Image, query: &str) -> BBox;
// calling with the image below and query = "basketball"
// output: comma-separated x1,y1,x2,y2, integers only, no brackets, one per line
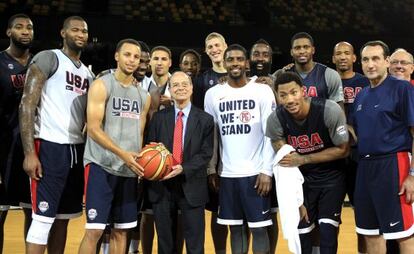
137,143,173,180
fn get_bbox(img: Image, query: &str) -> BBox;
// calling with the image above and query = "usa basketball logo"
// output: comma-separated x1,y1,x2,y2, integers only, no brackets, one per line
38,201,49,213
88,209,98,220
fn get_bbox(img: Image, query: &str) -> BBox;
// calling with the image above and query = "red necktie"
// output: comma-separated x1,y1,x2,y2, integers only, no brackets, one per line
172,111,183,165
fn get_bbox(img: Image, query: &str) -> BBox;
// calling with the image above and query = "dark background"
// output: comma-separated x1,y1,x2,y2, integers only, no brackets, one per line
1,0,413,74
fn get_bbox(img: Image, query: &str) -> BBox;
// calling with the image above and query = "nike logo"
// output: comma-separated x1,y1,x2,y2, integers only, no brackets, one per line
390,221,400,227
219,96,226,100
334,213,340,217
262,210,270,215
374,104,379,108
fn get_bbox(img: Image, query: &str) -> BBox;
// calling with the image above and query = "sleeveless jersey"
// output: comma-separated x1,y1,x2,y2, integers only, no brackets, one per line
288,63,329,99
0,51,31,142
84,73,148,177
276,97,344,187
342,72,370,123
34,49,93,144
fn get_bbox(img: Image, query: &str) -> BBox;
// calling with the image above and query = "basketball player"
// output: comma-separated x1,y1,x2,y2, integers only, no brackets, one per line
266,71,349,254
146,45,172,109
0,13,33,253
250,39,275,87
205,44,276,254
146,71,214,254
193,32,227,109
389,48,413,84
193,32,229,254
78,38,150,254
140,45,174,254
249,38,279,254
19,16,93,254
179,49,201,78
277,32,344,108
332,41,370,254
352,40,414,253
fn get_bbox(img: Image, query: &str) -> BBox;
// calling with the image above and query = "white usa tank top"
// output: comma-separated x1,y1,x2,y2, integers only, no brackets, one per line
34,49,93,144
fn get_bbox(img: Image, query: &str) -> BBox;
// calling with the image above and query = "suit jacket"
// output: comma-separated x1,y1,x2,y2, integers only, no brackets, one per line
146,105,214,207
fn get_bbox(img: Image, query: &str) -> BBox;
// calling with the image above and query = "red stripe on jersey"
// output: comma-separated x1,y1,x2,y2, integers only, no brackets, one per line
397,152,413,230
31,140,41,212
84,164,91,204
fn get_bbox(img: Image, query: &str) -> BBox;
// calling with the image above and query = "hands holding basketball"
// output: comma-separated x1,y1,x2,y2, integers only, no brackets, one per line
120,150,144,177
136,143,174,180
162,165,183,180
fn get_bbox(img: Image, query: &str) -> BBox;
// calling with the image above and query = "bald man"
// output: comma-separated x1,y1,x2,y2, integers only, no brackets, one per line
389,48,414,84
332,41,370,254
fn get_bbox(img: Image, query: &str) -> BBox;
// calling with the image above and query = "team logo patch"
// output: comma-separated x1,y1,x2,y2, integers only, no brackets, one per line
88,209,98,220
209,79,214,86
38,201,49,213
7,64,14,70
336,125,347,136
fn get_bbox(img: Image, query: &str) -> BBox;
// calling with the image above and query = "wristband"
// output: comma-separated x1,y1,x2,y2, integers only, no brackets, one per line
409,168,414,176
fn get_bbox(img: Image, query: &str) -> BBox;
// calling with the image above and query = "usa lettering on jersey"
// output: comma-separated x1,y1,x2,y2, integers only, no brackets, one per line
288,133,324,153
112,97,140,119
218,99,255,135
303,86,318,97
10,73,26,89
65,71,89,94
343,86,363,104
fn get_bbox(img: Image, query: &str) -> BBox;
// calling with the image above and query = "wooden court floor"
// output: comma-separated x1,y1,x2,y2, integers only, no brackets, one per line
4,208,357,253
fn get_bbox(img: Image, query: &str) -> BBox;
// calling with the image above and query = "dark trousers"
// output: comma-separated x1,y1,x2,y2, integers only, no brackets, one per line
152,183,205,254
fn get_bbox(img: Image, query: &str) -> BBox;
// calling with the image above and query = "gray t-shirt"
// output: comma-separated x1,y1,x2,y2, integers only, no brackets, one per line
266,98,348,148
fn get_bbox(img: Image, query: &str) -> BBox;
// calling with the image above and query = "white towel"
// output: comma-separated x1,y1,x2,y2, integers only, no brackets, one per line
273,144,304,254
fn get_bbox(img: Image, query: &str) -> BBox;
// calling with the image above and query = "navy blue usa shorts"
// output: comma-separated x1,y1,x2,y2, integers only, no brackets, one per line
31,139,84,223
217,175,272,228
354,152,414,239
84,163,138,230
298,183,346,234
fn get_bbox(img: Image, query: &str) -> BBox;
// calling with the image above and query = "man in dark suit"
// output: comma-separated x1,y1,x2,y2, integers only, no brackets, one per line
146,71,214,254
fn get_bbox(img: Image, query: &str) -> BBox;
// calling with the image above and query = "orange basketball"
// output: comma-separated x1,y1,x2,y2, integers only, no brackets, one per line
137,143,173,180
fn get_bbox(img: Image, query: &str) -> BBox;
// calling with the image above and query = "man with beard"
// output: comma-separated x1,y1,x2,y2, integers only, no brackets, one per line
278,32,344,109
205,44,276,254
19,16,94,254
332,41,370,254
250,39,275,87
266,71,349,254
0,13,33,253
389,48,414,85
249,38,279,254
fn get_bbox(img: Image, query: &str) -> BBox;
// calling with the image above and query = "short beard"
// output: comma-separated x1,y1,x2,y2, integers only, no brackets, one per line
11,37,32,50
134,72,145,82
66,39,86,53
250,61,271,77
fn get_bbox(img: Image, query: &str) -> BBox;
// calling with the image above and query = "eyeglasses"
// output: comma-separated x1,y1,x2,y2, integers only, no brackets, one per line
390,60,413,66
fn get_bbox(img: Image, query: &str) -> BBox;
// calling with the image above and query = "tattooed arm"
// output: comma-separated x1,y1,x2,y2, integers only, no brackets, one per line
19,63,47,180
